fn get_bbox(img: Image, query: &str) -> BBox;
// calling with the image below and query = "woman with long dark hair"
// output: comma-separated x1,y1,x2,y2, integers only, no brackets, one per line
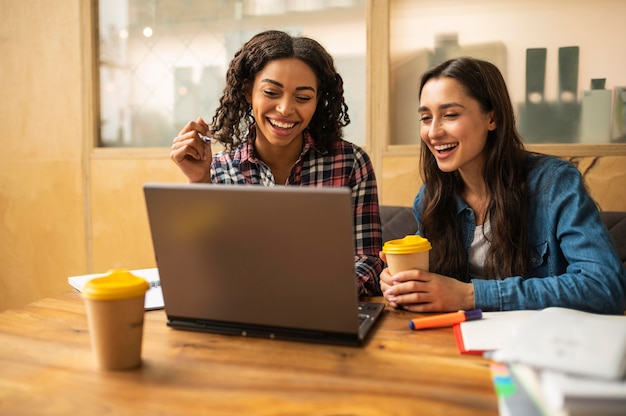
380,57,625,314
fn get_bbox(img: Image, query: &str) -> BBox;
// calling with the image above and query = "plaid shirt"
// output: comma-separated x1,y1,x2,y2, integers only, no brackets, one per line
211,129,383,296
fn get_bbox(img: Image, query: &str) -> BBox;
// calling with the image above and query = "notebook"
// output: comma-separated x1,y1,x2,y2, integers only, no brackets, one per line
143,183,385,346
68,267,163,310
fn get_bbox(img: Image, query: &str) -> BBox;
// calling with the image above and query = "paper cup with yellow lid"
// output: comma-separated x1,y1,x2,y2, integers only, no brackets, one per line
82,269,149,370
382,235,432,275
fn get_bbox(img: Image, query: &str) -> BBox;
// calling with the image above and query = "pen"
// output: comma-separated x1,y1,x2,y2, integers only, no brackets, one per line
409,309,482,330
200,134,211,143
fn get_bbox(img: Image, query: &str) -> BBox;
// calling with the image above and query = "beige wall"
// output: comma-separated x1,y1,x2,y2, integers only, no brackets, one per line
89,150,184,272
1,0,625,312
0,1,87,310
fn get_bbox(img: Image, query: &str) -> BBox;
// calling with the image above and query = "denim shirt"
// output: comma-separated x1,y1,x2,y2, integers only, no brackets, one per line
413,154,626,314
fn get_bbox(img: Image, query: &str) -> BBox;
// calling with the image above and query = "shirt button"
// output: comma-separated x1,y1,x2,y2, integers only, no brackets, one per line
531,257,537,264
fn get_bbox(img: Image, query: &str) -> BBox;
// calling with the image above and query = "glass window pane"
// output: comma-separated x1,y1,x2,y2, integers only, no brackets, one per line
390,0,626,145
98,0,366,147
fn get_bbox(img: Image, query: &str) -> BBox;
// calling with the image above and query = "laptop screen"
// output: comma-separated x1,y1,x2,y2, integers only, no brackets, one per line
143,183,364,336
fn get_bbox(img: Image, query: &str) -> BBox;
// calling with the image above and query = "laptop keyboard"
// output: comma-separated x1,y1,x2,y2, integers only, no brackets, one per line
358,302,384,328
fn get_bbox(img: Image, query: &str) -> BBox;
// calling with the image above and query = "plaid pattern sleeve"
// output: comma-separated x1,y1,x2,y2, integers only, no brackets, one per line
346,145,384,297
298,140,384,297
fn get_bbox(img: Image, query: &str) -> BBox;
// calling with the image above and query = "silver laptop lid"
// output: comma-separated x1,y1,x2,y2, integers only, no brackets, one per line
143,183,362,335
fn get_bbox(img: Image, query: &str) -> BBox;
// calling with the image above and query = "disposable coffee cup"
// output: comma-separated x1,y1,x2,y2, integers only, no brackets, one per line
82,269,149,371
382,235,432,275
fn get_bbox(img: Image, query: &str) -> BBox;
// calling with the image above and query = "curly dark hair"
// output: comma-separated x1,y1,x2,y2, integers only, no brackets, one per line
208,30,350,153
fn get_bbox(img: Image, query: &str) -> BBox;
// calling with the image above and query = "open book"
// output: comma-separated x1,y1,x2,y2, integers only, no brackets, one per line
471,308,626,416
455,307,626,380
453,310,537,354
491,307,626,381
68,268,164,311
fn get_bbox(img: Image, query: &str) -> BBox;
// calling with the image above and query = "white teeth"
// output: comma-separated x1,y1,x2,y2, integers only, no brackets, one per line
269,119,296,129
434,143,458,151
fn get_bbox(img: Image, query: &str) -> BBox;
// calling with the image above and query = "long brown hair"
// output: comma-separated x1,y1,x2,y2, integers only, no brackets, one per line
209,30,349,153
418,57,529,280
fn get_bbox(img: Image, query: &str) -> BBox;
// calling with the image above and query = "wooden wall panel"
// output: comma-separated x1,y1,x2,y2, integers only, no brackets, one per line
89,155,185,272
569,156,626,211
380,155,422,207
89,142,380,274
0,161,86,311
380,154,626,211
0,0,85,311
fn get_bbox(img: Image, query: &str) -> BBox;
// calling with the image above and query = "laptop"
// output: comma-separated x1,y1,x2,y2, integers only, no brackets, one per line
143,183,385,346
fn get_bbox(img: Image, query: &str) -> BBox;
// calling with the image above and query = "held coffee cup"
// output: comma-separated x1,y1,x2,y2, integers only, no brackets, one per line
82,269,149,371
382,235,432,275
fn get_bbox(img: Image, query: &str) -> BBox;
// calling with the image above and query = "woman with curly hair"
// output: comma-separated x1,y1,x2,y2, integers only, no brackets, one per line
170,30,383,296
380,57,626,314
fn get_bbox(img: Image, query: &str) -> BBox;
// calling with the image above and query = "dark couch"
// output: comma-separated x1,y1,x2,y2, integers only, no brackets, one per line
380,206,626,268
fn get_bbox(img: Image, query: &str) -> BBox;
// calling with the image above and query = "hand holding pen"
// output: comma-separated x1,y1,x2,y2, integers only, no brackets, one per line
409,309,482,330
170,117,213,183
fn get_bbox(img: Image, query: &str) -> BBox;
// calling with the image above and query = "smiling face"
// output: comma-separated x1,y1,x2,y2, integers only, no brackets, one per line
245,58,319,152
418,77,496,176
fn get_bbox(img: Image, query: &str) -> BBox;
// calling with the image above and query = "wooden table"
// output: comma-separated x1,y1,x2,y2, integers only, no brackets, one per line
0,291,497,415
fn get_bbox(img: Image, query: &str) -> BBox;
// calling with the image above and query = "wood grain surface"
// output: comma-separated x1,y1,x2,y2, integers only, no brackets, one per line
0,292,497,415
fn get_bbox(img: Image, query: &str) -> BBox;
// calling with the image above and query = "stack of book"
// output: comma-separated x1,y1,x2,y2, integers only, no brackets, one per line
453,307,626,415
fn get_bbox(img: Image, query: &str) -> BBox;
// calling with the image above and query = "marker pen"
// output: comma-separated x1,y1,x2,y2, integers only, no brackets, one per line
409,309,482,330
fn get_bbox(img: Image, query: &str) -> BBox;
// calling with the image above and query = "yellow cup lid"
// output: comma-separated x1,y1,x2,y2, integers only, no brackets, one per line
382,235,432,254
82,269,149,301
